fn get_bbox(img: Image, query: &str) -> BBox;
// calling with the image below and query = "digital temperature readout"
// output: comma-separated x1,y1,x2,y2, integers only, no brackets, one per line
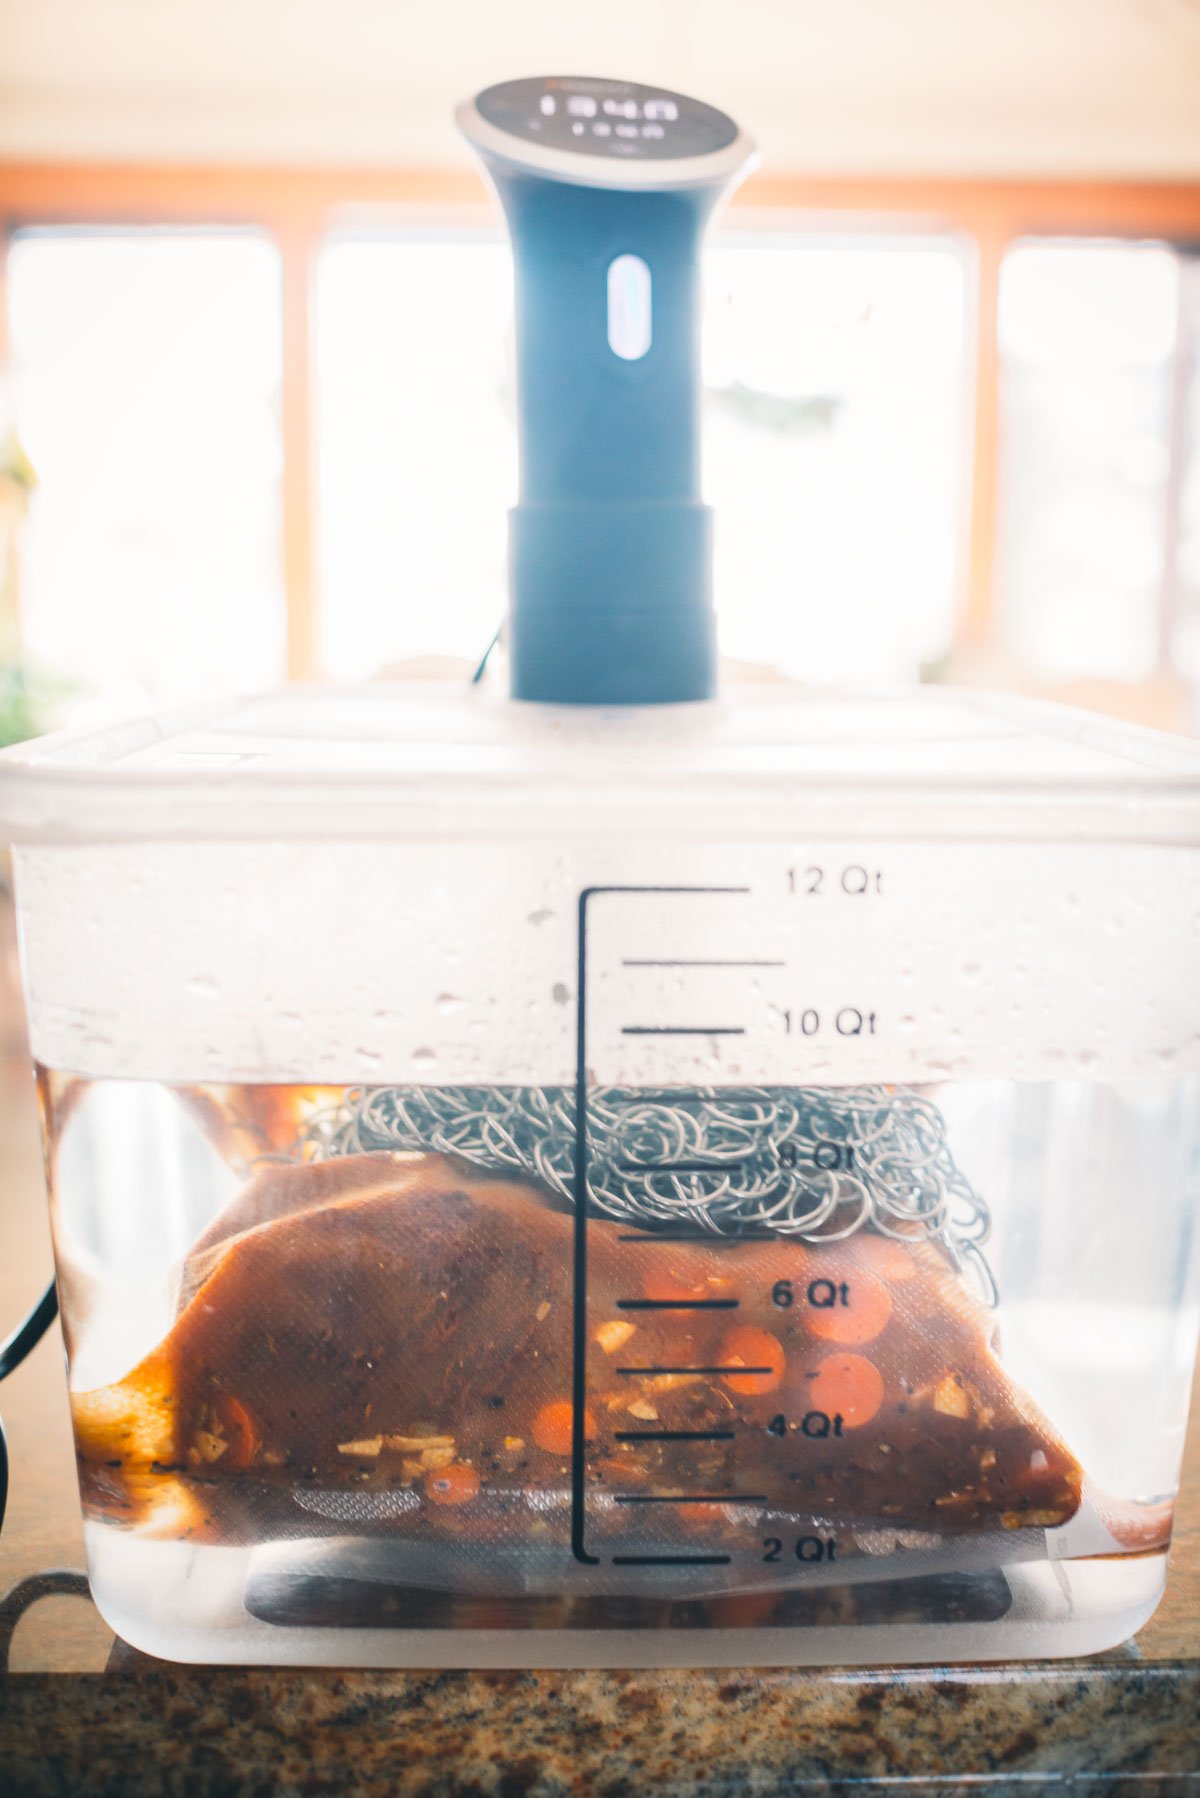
475,76,739,162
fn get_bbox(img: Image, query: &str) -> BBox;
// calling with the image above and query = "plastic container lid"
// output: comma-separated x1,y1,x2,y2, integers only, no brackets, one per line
0,682,1198,846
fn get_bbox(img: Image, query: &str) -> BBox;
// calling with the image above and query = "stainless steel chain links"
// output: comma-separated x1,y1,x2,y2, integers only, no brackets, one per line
301,1083,996,1303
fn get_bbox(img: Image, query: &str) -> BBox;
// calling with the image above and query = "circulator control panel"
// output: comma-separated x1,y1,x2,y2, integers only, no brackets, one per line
457,73,756,699
474,75,739,164
460,75,752,195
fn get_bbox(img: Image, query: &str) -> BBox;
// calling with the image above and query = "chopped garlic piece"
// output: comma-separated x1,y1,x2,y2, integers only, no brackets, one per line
337,1436,383,1457
420,1444,456,1471
626,1399,659,1421
595,1320,636,1355
536,1301,552,1322
193,1431,228,1463
932,1376,970,1420
504,1436,526,1452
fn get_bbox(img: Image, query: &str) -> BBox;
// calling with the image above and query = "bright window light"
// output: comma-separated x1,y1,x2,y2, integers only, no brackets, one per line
6,230,286,706
704,237,966,681
1169,259,1200,690
317,234,516,679
996,240,1179,682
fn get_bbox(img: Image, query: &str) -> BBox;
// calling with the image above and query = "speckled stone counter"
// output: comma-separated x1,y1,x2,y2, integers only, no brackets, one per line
3,1647,1200,1795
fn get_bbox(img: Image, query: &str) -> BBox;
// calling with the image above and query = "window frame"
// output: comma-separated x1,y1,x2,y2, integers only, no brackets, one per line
2,163,1200,693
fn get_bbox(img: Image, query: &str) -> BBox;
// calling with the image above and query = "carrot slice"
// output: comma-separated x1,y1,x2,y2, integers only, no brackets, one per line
805,1271,893,1345
425,1462,481,1505
531,1400,597,1456
718,1326,786,1396
807,1353,884,1428
213,1394,260,1471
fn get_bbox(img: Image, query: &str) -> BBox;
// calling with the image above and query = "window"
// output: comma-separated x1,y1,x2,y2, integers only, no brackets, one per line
4,172,1200,730
316,233,515,679
995,240,1180,683
7,230,285,704
704,237,966,682
1169,255,1200,691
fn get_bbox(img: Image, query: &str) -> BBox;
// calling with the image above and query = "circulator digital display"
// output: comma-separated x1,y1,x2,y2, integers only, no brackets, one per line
475,76,739,162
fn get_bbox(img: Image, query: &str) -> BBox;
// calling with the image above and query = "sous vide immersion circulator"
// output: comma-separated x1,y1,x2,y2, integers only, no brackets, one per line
0,75,1198,1671
457,75,756,703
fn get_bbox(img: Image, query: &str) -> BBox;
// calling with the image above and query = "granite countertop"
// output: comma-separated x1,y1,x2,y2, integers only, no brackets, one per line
3,1642,1200,1795
1,1051,1198,1794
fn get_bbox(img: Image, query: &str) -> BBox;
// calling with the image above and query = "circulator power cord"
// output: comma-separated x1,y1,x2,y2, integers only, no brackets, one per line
0,1280,58,1533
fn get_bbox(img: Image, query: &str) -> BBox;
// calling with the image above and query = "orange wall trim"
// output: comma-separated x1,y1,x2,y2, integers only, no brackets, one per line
3,164,1200,237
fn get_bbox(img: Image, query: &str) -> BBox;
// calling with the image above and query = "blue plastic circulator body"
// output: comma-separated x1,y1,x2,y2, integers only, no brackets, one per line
458,75,756,704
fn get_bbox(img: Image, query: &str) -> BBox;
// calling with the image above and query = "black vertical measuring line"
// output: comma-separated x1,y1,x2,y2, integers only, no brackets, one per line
571,888,600,1564
571,884,750,1571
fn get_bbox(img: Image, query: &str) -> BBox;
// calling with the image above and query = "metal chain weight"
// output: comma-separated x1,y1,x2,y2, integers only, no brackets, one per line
300,1083,997,1305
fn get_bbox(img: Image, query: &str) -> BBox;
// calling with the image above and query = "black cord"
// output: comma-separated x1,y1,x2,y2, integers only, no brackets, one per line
0,1280,57,1381
470,624,502,685
0,1280,58,1534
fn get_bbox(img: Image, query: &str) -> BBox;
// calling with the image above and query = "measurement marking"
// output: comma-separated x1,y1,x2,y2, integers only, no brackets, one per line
616,1159,732,1174
574,883,753,1569
621,1025,745,1036
617,1365,773,1377
611,1554,732,1567
614,1493,767,1506
616,1298,740,1311
622,958,784,968
613,1429,736,1443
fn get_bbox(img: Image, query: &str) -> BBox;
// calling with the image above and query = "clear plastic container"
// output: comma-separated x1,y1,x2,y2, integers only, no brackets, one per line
3,678,1199,1667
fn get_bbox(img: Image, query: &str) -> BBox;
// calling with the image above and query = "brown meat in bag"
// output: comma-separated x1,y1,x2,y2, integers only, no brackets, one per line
70,1149,1103,1564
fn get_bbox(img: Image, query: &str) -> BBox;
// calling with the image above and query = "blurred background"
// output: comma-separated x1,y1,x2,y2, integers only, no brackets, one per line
0,0,1199,736
2,0,1200,1675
